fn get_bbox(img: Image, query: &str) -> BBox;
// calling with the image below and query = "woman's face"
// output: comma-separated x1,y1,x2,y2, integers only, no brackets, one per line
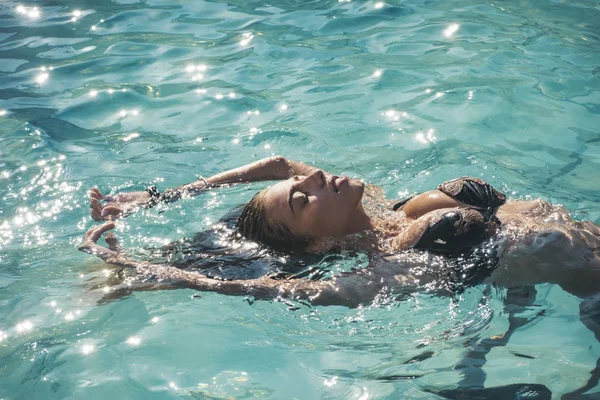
262,169,367,239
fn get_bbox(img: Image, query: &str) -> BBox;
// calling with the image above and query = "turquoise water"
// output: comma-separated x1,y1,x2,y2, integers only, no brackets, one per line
1,0,599,398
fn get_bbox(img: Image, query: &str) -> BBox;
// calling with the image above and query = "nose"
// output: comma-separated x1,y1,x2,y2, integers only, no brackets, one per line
299,169,325,188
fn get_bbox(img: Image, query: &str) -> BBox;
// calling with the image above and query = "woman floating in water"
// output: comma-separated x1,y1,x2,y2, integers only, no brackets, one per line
80,156,600,307
81,156,600,398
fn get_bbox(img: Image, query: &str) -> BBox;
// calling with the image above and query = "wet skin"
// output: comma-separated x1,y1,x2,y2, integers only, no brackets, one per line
262,169,374,240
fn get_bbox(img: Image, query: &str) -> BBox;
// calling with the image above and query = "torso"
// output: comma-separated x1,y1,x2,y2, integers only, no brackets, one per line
362,184,600,298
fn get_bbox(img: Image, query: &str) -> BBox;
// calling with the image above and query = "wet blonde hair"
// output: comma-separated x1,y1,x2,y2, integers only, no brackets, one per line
237,189,310,252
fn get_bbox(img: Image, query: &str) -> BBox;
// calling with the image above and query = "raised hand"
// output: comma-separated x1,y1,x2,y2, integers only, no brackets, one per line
89,187,151,220
78,222,120,261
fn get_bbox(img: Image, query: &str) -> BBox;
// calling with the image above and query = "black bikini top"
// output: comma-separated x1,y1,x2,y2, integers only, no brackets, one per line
393,177,507,256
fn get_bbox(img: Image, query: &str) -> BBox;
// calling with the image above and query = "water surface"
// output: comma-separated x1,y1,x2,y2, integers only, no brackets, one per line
1,0,599,398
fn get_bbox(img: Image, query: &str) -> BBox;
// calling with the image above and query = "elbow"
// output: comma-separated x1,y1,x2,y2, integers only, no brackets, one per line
269,155,287,165
268,155,293,179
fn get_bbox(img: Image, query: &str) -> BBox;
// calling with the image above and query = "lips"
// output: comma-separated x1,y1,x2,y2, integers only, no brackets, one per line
329,175,348,193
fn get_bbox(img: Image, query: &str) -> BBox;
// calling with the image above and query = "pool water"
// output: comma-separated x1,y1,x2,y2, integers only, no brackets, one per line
1,0,599,398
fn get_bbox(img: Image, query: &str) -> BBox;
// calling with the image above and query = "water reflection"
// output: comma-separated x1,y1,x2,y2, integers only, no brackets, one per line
81,344,95,355
15,4,40,19
35,72,49,84
126,336,141,346
15,320,33,333
122,133,140,142
415,129,436,144
240,32,254,46
444,23,460,37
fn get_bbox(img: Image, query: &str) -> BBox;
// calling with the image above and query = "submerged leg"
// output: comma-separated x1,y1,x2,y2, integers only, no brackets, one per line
562,294,600,400
452,286,545,392
430,383,552,400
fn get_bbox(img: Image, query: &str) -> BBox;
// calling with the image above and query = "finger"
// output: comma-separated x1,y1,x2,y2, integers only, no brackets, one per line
90,198,103,220
105,232,122,252
80,241,116,260
85,222,116,243
101,206,123,220
90,206,101,221
90,188,104,200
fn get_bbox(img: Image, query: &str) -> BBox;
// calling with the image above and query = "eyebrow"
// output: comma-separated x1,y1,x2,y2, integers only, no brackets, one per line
288,187,295,215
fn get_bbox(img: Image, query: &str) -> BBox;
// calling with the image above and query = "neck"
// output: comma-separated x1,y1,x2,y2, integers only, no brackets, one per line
346,204,376,234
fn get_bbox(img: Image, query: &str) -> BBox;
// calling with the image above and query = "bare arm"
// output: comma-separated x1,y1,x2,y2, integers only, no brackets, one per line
160,156,319,201
90,156,320,220
79,223,393,307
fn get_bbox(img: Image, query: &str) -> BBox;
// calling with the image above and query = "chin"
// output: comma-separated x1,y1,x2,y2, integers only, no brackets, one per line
349,179,365,204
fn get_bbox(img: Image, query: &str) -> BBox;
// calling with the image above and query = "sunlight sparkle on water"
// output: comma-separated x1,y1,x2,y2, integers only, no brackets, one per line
81,344,94,355
16,321,33,333
127,336,141,346
372,69,382,78
374,2,385,9
324,376,338,387
358,388,370,400
416,129,436,144
279,104,288,111
240,32,254,46
16,5,40,19
186,64,208,73
89,90,98,97
444,23,460,37
36,72,49,84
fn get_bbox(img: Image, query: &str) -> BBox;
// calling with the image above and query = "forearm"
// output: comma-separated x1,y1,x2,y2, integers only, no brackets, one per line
157,156,314,203
81,222,383,308
99,251,373,307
